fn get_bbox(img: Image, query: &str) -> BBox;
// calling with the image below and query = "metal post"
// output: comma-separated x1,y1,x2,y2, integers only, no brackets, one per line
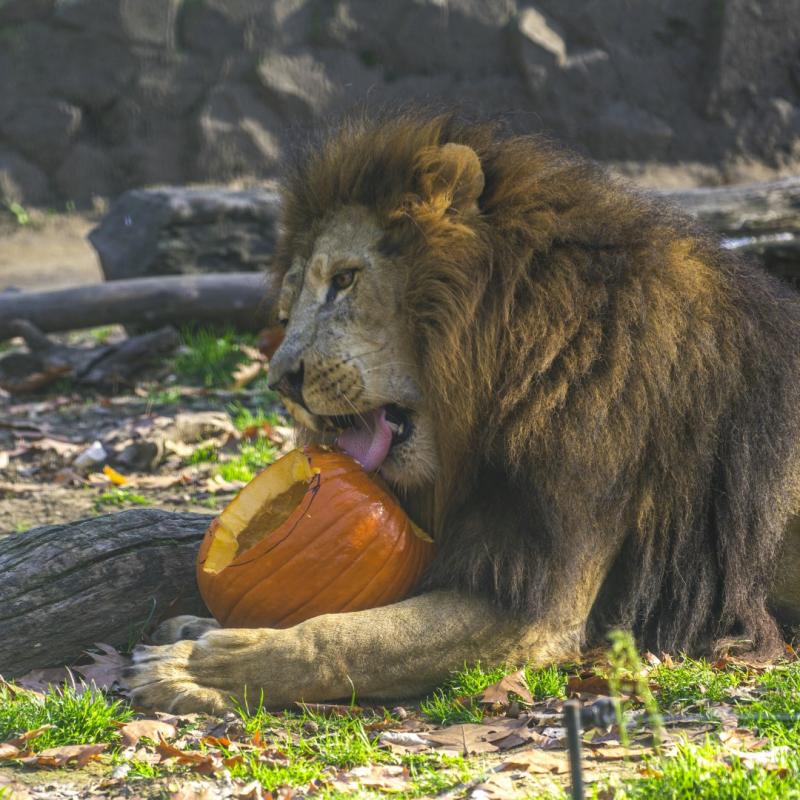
564,699,585,800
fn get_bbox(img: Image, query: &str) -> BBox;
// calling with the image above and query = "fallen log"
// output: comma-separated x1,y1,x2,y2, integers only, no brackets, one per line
0,272,278,342
0,321,179,392
1,509,798,676
662,177,800,288
0,509,209,678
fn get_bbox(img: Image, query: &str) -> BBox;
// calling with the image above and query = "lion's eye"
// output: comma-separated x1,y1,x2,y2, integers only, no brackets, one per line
326,269,357,302
278,316,289,328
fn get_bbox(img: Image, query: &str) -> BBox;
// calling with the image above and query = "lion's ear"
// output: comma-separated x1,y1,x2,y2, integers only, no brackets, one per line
414,143,484,216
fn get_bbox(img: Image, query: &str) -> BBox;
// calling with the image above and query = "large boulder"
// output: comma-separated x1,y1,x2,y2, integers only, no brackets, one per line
197,83,284,181
89,185,282,281
0,98,82,170
0,149,51,205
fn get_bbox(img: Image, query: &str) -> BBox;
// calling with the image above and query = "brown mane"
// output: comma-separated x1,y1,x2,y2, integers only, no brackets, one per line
277,109,800,657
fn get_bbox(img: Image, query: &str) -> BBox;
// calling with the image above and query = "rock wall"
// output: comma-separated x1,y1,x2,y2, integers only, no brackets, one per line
0,0,798,208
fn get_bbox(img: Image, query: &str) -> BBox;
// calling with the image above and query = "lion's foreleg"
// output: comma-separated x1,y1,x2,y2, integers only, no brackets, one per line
127,589,586,713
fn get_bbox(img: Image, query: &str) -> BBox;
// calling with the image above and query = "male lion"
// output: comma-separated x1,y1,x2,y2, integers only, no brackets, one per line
129,111,800,713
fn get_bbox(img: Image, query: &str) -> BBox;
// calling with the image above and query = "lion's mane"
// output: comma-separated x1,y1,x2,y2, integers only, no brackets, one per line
277,110,800,656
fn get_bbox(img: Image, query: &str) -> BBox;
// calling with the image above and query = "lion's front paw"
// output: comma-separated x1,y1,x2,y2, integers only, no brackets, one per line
150,615,221,644
126,640,233,714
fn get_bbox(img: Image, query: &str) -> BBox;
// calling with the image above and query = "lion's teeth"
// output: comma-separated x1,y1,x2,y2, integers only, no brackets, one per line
387,421,400,434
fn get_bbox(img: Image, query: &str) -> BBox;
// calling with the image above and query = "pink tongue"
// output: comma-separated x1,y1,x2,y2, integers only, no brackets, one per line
336,407,393,472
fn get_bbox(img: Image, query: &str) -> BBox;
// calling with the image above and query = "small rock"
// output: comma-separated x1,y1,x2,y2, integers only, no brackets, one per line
109,763,131,779
302,719,320,735
73,440,108,471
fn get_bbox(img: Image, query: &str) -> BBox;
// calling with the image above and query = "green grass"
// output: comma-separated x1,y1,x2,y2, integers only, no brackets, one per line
3,200,30,226
173,328,251,388
228,401,282,432
739,663,800,743
597,738,798,799
185,442,219,465
651,658,748,709
232,699,480,796
0,682,132,751
145,386,184,405
215,437,277,482
94,488,148,511
593,659,800,798
420,662,567,725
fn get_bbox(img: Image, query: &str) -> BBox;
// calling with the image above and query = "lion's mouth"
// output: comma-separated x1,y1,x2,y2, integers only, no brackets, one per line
323,404,413,472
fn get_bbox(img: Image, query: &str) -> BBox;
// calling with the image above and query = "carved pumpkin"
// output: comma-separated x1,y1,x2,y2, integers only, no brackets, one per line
196,446,434,628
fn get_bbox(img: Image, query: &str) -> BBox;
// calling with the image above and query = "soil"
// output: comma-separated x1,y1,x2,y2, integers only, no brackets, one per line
0,383,255,534
0,212,102,292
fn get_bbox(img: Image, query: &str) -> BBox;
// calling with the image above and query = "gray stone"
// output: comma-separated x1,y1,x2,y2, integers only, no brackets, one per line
513,6,567,95
0,98,82,170
53,0,178,46
45,31,136,110
592,102,675,160
119,0,180,48
0,149,51,205
197,83,283,181
88,185,282,281
54,143,116,205
322,0,517,78
257,51,334,119
0,0,55,24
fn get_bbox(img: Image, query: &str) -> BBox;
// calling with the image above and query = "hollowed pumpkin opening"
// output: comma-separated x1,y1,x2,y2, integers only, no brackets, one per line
203,448,317,574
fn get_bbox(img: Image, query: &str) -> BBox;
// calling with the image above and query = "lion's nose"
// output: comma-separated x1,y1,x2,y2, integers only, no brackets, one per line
269,360,306,408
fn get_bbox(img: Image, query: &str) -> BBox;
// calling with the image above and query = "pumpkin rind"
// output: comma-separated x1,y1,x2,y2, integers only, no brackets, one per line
196,446,434,628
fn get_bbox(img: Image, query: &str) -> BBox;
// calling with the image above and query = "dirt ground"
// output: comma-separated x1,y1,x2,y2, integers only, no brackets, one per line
0,213,103,292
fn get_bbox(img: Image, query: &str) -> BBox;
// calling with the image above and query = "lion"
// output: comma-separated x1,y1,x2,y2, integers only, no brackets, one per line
128,110,800,713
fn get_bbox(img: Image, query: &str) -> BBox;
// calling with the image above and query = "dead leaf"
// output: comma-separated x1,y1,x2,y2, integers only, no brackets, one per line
379,731,431,754
501,748,570,775
334,765,410,793
20,743,108,768
230,361,265,390
0,743,23,761
119,719,178,748
75,642,131,690
470,773,520,799
156,735,224,774
6,725,55,748
479,669,534,706
102,464,128,485
567,674,614,696
724,744,791,771
420,718,540,755
0,678,43,701
14,666,70,692
584,744,650,762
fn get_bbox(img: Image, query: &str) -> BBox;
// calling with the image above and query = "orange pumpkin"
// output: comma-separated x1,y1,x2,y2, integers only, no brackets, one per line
196,446,434,628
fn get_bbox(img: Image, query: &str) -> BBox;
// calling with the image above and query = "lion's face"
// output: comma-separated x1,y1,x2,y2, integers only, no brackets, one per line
269,205,439,489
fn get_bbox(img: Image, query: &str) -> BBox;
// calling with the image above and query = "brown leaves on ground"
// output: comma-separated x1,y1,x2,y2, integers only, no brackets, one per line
118,718,178,748
19,743,108,768
74,642,131,691
478,668,534,706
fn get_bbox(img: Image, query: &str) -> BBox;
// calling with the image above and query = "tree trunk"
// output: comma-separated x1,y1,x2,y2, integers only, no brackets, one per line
0,509,210,677
0,272,278,342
